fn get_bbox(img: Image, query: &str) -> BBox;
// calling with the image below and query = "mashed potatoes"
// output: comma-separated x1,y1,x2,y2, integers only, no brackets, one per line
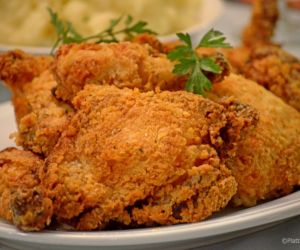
0,0,203,47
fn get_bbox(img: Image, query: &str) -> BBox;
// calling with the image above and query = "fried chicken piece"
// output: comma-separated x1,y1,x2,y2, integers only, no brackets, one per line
0,51,73,156
210,74,300,206
131,33,165,53
230,46,300,112
242,0,278,47
199,46,300,112
0,50,53,121
233,0,300,112
53,42,185,102
130,33,181,54
197,0,300,112
40,85,256,230
13,70,72,156
0,148,52,231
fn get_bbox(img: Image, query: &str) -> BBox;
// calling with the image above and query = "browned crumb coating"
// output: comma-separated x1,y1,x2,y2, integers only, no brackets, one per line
53,42,185,102
234,46,300,112
14,71,72,156
41,85,258,230
0,51,72,156
211,74,300,206
242,0,278,47
196,0,300,112
0,148,52,231
0,50,53,121
197,45,300,112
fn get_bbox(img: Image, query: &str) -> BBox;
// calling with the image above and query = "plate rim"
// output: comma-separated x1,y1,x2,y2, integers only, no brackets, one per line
0,191,299,247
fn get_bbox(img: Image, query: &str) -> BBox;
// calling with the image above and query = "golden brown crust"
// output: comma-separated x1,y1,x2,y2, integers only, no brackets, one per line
53,42,185,102
0,50,52,87
0,50,53,121
242,0,278,47
14,70,72,156
198,45,300,112
235,46,300,111
0,51,73,156
0,148,52,231
131,164,236,226
212,74,300,206
197,0,300,112
130,33,165,53
39,85,257,230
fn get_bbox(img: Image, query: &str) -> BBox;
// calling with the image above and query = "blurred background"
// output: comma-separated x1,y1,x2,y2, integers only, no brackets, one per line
0,0,214,47
0,0,300,100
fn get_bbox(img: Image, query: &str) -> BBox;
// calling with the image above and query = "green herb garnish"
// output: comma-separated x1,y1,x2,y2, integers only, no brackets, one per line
167,30,231,95
48,8,157,54
48,8,230,96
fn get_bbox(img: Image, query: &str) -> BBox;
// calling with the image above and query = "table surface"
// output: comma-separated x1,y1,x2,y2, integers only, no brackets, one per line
1,1,300,250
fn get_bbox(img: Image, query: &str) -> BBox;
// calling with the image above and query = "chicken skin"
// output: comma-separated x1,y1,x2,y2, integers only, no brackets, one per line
12,70,72,156
231,0,300,112
242,0,278,47
227,46,300,112
0,51,72,156
53,42,185,102
1,3,298,229
211,74,300,206
43,85,256,230
232,0,300,112
0,50,53,122
199,0,300,112
0,148,52,231
0,85,257,231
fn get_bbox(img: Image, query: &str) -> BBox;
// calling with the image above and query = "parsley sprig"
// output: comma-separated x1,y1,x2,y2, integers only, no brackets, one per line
48,8,157,54
167,30,231,95
48,8,230,96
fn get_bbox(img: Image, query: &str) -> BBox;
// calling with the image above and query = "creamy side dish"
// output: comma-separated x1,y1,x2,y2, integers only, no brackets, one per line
0,0,203,47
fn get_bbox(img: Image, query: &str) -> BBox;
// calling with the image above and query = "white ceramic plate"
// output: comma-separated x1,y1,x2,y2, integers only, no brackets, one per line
0,0,223,55
0,101,300,250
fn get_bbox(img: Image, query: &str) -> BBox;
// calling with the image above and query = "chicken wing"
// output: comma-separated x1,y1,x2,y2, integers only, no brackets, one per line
211,74,300,206
199,0,300,112
229,45,300,112
242,0,278,47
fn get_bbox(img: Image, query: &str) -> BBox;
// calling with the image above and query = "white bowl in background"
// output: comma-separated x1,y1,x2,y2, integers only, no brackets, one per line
159,0,224,44
0,0,224,55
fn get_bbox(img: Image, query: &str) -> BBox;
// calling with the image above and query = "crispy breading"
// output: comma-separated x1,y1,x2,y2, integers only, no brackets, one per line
242,0,278,47
0,148,52,231
197,0,300,112
0,50,53,121
232,0,300,111
198,50,300,114
228,46,300,112
0,51,73,155
14,70,72,155
197,45,300,112
53,42,185,102
211,74,300,206
41,85,258,230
